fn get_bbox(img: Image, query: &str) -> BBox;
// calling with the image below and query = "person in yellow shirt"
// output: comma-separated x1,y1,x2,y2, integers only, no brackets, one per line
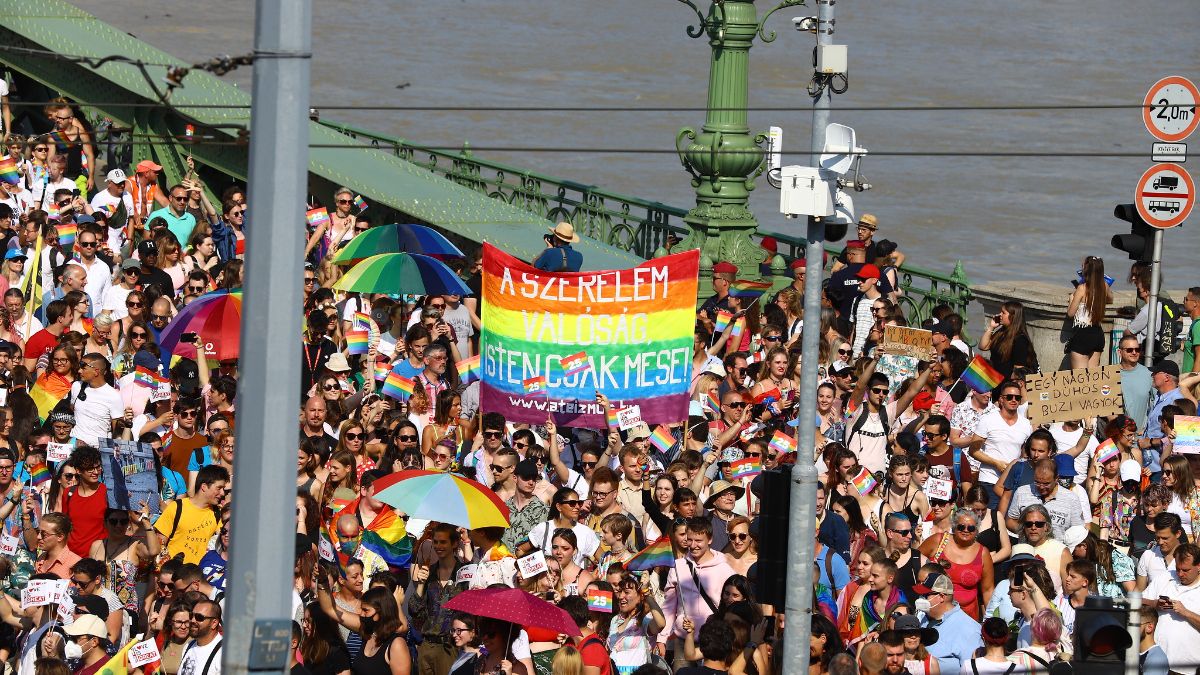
154,464,230,564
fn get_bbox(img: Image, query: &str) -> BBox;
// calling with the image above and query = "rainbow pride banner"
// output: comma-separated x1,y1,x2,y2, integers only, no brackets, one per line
480,243,699,426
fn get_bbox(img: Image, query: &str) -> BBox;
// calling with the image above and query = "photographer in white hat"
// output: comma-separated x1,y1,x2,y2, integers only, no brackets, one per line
533,222,583,273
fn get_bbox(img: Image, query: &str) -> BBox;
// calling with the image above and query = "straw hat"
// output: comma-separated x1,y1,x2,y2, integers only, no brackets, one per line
549,222,580,243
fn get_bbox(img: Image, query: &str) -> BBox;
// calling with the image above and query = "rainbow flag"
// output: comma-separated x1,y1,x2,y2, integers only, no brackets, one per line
523,376,548,395
479,243,698,427
353,195,368,212
1177,415,1200,452
586,589,614,613
373,362,390,382
133,366,165,388
55,222,76,248
714,309,733,334
1095,439,1119,465
728,279,772,303
0,155,20,186
27,463,51,486
352,311,372,332
768,430,797,455
306,207,331,229
960,355,1004,395
30,376,72,421
558,351,590,378
850,467,877,496
624,537,675,571
606,407,619,428
705,390,721,415
648,425,676,454
327,498,412,568
45,202,60,221
382,371,415,401
346,330,370,355
729,316,746,341
456,355,481,384
730,457,762,480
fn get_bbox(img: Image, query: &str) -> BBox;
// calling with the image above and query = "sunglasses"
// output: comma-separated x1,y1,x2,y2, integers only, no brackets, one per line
729,532,750,541
725,401,747,408
188,286,206,293
130,331,147,338
335,199,352,204
837,349,852,356
1121,347,1142,353
559,499,584,507
304,278,316,285
344,432,364,441
178,410,199,418
930,499,950,507
191,613,216,622
887,528,913,537
581,461,598,469
482,430,504,438
397,435,418,442
870,387,890,395
151,314,170,321
1022,521,1048,529
763,335,782,342
954,524,977,533
322,384,339,391
77,241,97,248
1000,394,1023,401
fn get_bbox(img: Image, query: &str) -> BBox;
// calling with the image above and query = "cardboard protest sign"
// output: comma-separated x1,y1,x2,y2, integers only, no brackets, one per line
479,243,699,426
98,439,163,517
1023,365,1124,426
881,326,936,361
616,405,643,431
924,477,953,502
128,638,162,668
47,441,73,463
0,532,18,556
455,564,477,585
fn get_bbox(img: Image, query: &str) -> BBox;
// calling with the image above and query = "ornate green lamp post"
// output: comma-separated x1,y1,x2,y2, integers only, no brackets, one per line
666,0,804,292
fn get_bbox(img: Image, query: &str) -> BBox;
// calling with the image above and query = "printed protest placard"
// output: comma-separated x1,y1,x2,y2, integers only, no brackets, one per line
47,441,73,463
98,439,163,517
0,532,18,556
1023,365,1124,426
455,564,477,586
924,477,953,501
616,405,643,431
517,551,549,579
128,638,162,668
479,243,699,426
881,326,936,361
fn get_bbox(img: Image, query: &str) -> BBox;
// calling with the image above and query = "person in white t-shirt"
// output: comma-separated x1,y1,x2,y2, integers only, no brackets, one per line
90,168,135,250
1050,420,1100,485
1142,542,1200,671
70,353,131,447
968,380,1032,508
179,599,223,675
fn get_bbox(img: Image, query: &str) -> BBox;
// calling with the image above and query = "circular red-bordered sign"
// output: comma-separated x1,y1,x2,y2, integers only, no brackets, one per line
1143,76,1200,142
1135,163,1194,228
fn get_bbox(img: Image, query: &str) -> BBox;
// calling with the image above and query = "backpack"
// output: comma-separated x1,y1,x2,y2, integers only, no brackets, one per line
579,633,619,675
1147,298,1185,359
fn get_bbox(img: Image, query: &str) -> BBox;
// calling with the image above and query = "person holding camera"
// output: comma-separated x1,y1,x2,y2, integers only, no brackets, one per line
533,222,583,273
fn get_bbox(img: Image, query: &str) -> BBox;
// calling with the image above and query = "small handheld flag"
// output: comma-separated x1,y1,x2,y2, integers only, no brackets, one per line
960,355,1004,395
606,407,619,428
353,195,368,212
648,425,676,454
352,311,372,332
345,330,370,355
730,457,762,480
523,376,548,395
456,355,481,384
27,463,51,486
728,279,772,303
0,155,20,186
586,589,614,613
559,351,590,378
133,366,164,388
1095,439,1119,465
306,207,331,229
714,310,733,334
624,537,675,571
373,362,391,382
729,316,746,341
705,391,721,415
850,467,878,496
382,371,415,401
768,431,797,456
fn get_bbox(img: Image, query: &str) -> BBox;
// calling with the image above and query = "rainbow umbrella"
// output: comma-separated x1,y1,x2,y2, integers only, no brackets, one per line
370,469,510,530
158,289,243,362
333,253,471,296
331,223,464,265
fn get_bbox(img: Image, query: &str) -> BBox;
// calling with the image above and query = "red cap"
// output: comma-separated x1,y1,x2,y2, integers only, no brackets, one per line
760,236,778,253
712,261,738,275
135,160,162,173
790,258,807,270
845,240,866,250
856,264,881,280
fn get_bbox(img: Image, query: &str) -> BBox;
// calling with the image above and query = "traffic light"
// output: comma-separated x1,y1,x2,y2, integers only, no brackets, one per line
1111,203,1154,262
1072,595,1132,675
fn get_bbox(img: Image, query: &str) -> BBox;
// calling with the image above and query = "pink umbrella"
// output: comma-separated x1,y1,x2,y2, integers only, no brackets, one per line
444,588,580,636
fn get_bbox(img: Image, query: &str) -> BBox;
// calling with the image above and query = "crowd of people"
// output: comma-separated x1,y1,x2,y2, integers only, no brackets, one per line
0,96,1196,675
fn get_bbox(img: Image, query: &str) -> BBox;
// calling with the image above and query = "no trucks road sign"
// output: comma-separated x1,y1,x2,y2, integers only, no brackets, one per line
1135,163,1194,228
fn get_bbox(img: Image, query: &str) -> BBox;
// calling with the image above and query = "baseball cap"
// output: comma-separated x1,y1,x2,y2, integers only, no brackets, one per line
4,249,26,261
64,614,107,638
1120,459,1142,483
912,572,954,596
1151,360,1179,378
135,160,162,173
133,350,162,373
105,168,127,184
137,239,157,259
75,214,96,226
1054,453,1076,478
514,459,540,480
856,264,881,280
929,321,954,338
627,423,651,442
1061,525,1088,550
121,258,141,271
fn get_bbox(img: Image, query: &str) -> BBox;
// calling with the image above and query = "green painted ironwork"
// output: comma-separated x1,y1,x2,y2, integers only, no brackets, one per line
318,119,974,324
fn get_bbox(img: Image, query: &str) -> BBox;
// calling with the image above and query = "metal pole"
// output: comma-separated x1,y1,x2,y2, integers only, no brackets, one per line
222,0,312,672
781,1,835,673
1125,591,1142,675
1143,229,1163,367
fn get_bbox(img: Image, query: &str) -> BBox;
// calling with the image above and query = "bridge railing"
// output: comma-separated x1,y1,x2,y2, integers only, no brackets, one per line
319,119,974,325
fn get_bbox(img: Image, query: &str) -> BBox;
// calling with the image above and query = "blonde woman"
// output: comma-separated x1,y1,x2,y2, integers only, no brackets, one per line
155,232,187,292
303,187,357,261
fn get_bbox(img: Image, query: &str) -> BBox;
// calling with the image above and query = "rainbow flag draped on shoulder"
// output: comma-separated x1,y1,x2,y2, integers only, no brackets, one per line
479,243,699,427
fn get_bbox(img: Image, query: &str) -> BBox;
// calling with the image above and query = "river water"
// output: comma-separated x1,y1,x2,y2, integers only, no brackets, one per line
73,0,1199,285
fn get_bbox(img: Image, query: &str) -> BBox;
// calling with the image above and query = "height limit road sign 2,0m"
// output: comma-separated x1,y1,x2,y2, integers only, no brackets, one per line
1136,163,1194,228
1144,76,1199,143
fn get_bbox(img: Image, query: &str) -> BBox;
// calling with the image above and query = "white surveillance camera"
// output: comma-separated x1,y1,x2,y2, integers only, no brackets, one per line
793,16,817,33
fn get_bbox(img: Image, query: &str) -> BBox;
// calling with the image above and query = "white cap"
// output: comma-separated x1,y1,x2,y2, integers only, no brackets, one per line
1061,525,1089,550
1120,459,1141,484
105,168,127,184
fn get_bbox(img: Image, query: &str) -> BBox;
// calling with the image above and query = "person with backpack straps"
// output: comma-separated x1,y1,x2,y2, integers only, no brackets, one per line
153,464,229,565
654,517,735,669
532,222,583,273
845,358,932,476
178,599,224,675
965,617,1020,675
